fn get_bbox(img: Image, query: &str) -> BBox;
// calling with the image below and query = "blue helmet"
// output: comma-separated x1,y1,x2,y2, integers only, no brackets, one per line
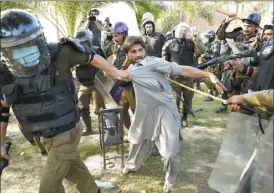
207,30,215,38
242,12,261,26
112,22,128,33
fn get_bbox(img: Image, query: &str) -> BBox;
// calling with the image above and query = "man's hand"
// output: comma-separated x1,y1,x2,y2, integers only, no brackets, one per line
208,73,227,94
225,14,238,23
226,95,245,111
226,38,236,47
224,60,243,71
115,70,130,82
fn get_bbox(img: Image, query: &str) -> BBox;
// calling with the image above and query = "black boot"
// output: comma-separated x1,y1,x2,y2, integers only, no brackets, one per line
81,109,93,136
204,97,213,102
182,114,188,127
215,104,227,113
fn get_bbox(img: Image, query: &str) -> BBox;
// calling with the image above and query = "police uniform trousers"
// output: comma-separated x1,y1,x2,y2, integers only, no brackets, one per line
39,121,98,193
78,84,105,130
119,86,136,129
125,107,181,183
172,77,194,115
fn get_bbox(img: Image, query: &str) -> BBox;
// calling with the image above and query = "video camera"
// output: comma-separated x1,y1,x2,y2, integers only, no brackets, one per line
89,9,99,22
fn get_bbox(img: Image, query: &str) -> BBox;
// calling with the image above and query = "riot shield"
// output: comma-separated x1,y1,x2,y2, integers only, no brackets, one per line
208,112,269,193
94,70,120,108
252,118,273,193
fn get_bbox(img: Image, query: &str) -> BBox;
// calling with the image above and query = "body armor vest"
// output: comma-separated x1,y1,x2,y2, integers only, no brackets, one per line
2,43,80,138
113,45,126,69
76,64,98,86
255,40,274,91
103,40,115,58
169,39,195,66
144,32,165,58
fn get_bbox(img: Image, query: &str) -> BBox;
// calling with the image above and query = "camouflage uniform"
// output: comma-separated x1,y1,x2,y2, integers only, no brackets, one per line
200,40,221,100
216,21,259,97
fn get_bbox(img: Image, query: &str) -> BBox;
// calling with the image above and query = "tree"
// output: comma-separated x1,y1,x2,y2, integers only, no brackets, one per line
156,1,234,33
135,1,167,26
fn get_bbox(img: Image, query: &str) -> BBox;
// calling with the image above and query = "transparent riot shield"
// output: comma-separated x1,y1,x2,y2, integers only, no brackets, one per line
208,112,269,193
252,118,273,193
94,70,117,108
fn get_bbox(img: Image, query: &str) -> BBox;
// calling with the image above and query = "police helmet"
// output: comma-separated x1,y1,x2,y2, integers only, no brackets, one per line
112,22,128,34
242,12,261,26
0,9,51,77
74,30,93,48
190,26,198,36
173,22,191,39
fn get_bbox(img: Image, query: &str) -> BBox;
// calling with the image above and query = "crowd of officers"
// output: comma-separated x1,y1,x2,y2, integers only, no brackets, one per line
90,11,273,129
0,7,273,193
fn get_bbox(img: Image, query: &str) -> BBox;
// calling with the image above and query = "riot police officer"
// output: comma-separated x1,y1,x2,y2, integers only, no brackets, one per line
0,9,127,193
165,31,173,42
200,30,222,102
224,36,274,92
141,12,166,58
162,22,204,127
74,30,106,135
215,39,232,113
103,28,116,60
190,26,203,91
216,12,262,97
217,12,261,46
112,22,136,130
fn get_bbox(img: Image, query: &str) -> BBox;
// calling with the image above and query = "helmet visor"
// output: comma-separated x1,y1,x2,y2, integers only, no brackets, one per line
1,34,50,77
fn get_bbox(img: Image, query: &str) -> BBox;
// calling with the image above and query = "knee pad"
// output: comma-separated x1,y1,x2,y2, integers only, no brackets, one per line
0,107,10,123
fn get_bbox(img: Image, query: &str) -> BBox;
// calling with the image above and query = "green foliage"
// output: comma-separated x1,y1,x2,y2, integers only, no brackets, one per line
156,1,233,33
0,1,34,11
135,1,167,31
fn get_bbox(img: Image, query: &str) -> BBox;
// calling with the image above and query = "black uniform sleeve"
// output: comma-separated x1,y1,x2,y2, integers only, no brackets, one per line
216,20,242,40
59,45,94,70
162,40,172,61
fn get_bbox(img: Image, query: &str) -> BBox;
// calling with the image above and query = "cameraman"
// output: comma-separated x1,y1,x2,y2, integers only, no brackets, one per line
85,8,103,47
103,17,112,30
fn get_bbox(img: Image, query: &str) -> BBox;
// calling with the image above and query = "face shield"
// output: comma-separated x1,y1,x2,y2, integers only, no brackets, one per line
75,30,94,48
1,9,51,78
190,26,198,36
174,23,191,39
1,32,51,78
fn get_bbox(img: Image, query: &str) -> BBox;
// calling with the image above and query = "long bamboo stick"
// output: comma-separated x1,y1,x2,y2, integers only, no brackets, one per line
169,78,227,104
216,9,242,20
